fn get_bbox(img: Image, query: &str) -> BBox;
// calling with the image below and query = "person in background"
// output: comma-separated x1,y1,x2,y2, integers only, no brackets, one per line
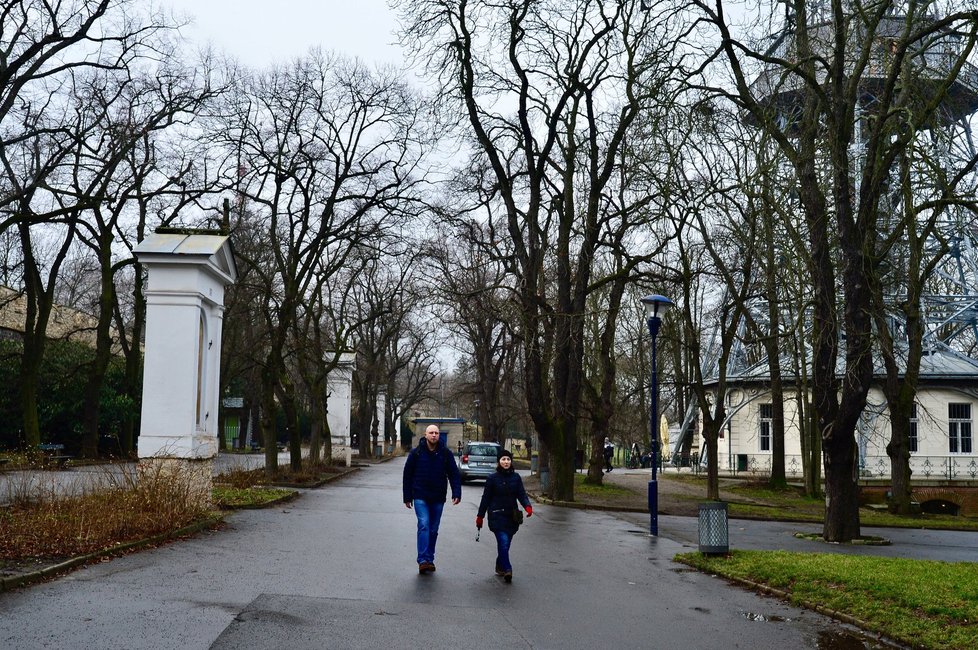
403,424,462,574
476,449,532,583
603,438,614,473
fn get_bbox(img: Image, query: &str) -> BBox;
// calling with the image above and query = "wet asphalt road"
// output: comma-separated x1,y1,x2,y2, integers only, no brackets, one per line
0,457,932,649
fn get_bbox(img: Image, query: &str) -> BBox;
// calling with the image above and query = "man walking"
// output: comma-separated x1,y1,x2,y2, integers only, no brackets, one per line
403,425,462,574
603,438,614,473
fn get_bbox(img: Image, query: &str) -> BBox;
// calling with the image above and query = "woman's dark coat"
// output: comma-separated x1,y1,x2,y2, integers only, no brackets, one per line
477,468,530,533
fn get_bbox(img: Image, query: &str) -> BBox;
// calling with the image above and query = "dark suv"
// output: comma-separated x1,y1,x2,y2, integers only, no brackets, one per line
458,442,501,482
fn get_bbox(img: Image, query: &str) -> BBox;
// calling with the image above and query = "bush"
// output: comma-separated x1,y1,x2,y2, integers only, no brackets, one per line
0,338,139,452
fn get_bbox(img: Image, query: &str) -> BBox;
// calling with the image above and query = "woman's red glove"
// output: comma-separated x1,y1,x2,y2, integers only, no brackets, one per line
525,505,533,517
476,516,484,528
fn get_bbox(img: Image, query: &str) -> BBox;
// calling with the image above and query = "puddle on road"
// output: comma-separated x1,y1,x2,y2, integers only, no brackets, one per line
742,611,789,623
816,630,895,649
742,614,898,649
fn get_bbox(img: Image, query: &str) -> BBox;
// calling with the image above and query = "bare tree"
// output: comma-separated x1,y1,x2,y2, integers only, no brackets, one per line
690,0,978,540
219,52,432,475
398,0,684,500
427,216,515,445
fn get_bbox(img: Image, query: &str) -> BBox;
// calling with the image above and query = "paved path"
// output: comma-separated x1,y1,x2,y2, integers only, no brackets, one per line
0,458,900,649
616,511,978,563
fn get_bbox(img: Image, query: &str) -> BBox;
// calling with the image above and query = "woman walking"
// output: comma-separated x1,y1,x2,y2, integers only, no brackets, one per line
475,449,532,583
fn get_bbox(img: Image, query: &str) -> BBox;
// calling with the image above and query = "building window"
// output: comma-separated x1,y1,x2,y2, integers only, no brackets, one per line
759,403,772,452
949,403,972,454
909,403,918,454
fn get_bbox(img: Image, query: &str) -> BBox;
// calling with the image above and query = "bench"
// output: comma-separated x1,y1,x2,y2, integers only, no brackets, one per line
37,444,73,469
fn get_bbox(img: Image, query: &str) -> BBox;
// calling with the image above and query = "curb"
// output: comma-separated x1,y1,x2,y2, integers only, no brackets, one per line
0,513,225,593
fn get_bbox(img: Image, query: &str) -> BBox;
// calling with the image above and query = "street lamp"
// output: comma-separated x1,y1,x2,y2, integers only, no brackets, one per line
641,293,673,536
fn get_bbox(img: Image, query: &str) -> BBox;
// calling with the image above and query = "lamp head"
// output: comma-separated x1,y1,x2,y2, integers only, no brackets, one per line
640,294,674,320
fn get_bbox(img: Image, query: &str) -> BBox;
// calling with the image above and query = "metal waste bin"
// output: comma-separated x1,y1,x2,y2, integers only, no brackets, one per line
698,502,729,555
530,453,539,473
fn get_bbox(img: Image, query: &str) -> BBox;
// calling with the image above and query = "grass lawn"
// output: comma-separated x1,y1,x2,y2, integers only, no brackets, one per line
677,550,978,650
711,480,978,531
574,472,633,497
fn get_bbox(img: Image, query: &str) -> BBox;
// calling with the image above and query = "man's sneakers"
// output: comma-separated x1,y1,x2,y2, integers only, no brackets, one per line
418,561,436,574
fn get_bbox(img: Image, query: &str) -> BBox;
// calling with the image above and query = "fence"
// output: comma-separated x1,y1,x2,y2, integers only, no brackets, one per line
723,454,978,481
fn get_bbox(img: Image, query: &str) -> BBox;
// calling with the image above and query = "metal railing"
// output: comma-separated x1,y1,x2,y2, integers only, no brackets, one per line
723,453,978,480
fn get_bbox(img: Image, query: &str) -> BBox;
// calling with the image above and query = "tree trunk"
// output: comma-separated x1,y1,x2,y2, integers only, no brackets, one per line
886,414,913,514
586,431,605,484
547,420,577,501
308,394,324,465
763,251,787,489
699,403,724,501
260,378,278,478
81,243,116,458
277,382,301,472
822,440,861,541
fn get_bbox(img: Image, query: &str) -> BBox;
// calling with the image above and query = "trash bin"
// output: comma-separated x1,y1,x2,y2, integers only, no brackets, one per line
530,453,539,473
736,454,748,472
540,467,550,492
698,502,729,555
574,449,584,471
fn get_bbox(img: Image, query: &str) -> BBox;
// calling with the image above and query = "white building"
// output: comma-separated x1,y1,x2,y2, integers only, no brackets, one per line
702,346,978,481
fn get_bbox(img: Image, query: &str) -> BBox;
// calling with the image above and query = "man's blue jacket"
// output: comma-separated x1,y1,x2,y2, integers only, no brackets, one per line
402,439,462,504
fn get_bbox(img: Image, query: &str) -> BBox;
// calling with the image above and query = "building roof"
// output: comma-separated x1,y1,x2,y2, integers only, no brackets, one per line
411,417,466,424
133,230,237,283
715,342,978,387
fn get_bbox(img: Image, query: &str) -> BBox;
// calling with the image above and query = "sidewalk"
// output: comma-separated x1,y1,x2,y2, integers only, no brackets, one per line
523,465,759,516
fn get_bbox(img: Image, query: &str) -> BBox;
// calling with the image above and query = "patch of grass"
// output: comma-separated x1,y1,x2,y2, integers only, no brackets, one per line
729,481,818,504
270,461,342,486
861,510,978,531
574,473,633,497
214,467,268,489
723,487,978,530
212,486,296,508
676,550,978,650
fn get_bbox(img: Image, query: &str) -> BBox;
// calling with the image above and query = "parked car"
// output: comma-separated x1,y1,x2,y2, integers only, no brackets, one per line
458,442,501,482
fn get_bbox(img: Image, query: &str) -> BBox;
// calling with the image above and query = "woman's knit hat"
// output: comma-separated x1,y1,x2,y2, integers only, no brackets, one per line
499,449,513,460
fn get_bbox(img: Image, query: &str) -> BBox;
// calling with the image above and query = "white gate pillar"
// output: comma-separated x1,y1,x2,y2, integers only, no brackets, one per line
326,351,356,459
133,230,236,505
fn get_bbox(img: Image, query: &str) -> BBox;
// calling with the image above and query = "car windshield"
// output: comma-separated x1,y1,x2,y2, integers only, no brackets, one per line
467,445,498,457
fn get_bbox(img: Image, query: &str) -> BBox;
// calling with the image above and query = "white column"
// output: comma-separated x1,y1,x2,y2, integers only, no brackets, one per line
133,232,236,505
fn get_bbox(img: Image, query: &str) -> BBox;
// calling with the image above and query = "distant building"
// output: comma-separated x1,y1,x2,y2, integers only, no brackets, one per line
0,285,119,348
410,417,466,453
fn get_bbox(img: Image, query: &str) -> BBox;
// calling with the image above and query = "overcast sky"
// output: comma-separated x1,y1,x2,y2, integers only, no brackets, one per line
163,0,405,69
